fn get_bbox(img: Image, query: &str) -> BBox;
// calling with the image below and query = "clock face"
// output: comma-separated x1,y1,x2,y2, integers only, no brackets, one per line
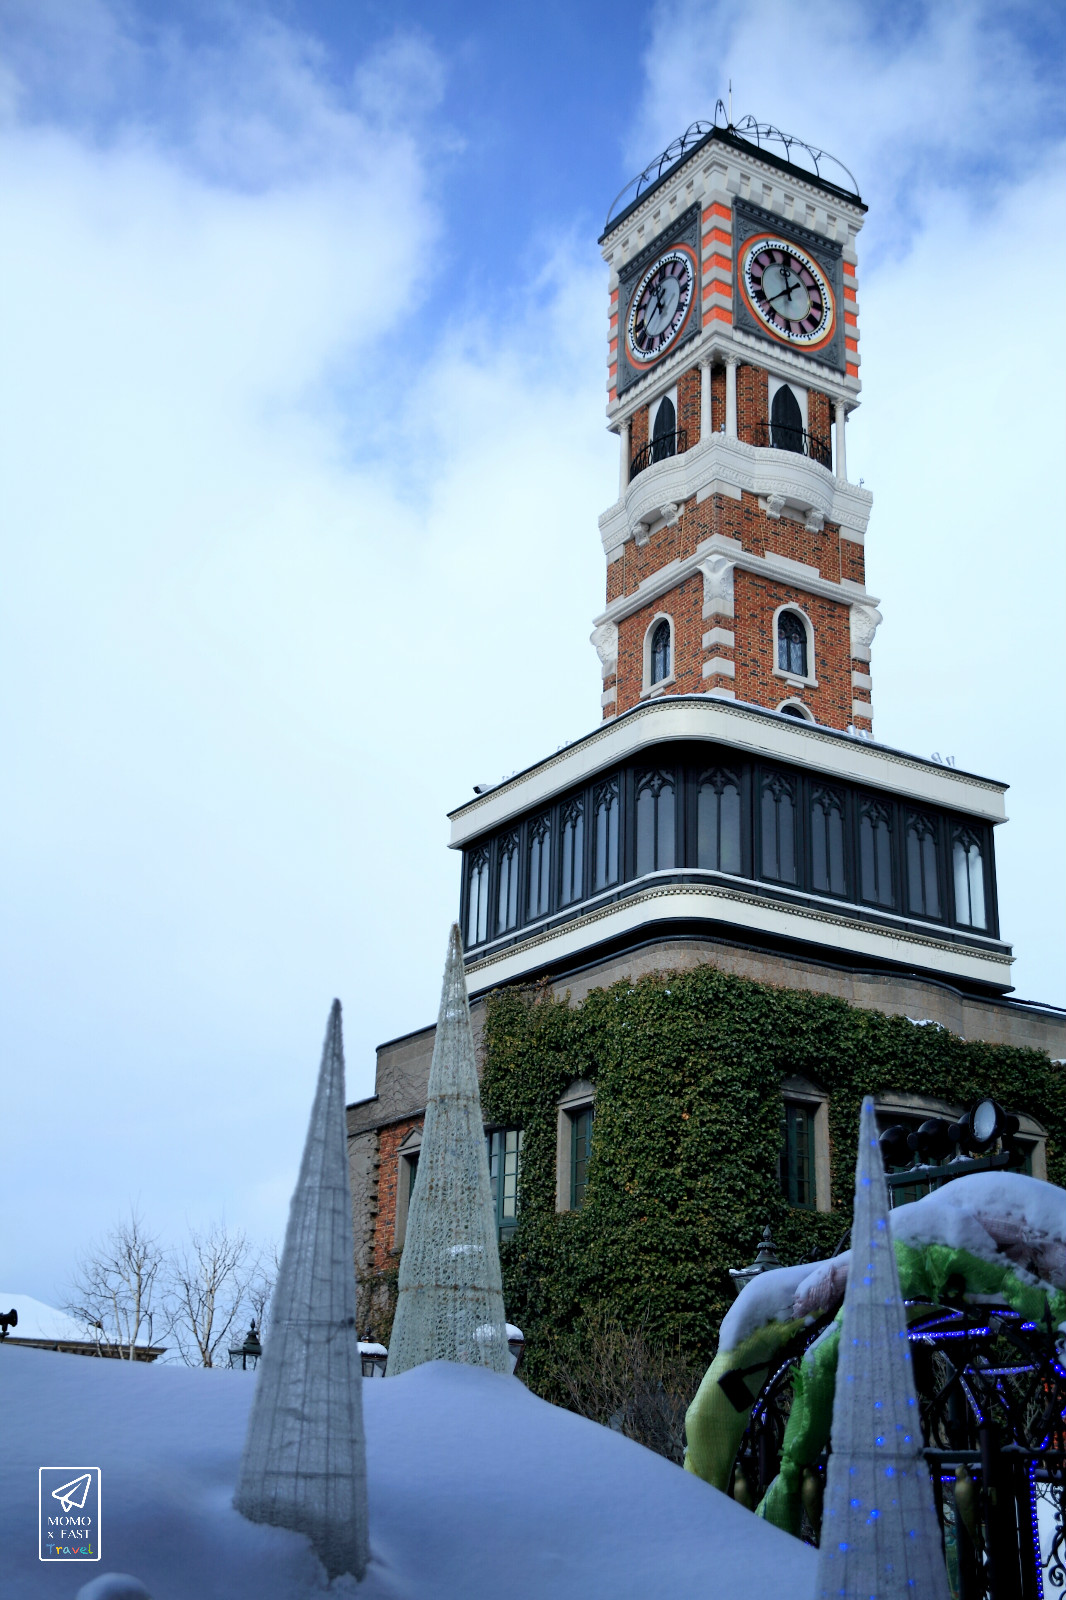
626,247,696,366
740,235,835,348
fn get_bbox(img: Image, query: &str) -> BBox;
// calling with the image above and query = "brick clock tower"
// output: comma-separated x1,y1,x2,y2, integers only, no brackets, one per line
347,113,1064,1295
593,119,874,730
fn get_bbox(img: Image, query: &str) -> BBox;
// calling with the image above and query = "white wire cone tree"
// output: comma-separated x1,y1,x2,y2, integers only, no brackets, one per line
815,1095,951,1600
234,1000,369,1582
386,923,509,1376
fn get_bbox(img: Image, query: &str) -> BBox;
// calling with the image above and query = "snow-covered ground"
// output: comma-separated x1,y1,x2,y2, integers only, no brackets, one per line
2,1344,814,1599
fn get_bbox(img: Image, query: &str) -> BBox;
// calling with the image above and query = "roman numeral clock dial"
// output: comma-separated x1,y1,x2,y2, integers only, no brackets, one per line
740,235,835,349
626,247,696,367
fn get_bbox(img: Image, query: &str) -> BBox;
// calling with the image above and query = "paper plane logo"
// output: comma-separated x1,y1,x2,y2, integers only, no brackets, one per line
39,1467,101,1561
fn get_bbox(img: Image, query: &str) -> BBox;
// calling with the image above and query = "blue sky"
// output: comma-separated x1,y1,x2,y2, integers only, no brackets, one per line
2,0,1063,1306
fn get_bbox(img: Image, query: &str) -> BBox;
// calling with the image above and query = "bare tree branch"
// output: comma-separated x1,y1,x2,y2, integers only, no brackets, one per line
164,1223,252,1368
67,1213,164,1361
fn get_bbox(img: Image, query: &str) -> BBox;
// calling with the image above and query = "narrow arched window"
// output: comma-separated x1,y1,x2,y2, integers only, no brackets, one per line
593,778,619,890
497,832,519,932
466,849,490,946
760,771,797,883
527,813,551,920
771,384,803,452
650,619,672,684
906,813,941,918
635,770,675,875
651,395,676,462
953,831,986,929
777,611,808,677
697,768,741,874
559,797,584,906
811,786,846,896
860,799,894,906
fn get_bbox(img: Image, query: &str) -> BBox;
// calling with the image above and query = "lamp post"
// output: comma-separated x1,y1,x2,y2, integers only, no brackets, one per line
358,1334,388,1378
228,1321,262,1371
728,1226,782,1298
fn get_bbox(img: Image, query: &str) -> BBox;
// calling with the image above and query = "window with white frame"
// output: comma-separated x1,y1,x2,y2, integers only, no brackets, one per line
643,614,674,692
776,609,810,678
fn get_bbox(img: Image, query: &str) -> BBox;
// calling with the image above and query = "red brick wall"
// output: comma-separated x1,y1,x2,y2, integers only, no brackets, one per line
711,365,726,433
736,364,768,444
678,366,700,448
370,1116,423,1276
841,539,865,587
808,388,832,448
630,404,648,460
614,576,704,714
732,569,852,727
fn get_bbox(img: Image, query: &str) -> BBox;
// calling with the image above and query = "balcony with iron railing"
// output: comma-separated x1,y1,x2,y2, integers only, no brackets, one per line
629,428,688,480
749,420,833,471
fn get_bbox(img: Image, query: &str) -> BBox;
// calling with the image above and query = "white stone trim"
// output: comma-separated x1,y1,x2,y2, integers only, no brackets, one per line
851,671,872,691
768,374,808,434
601,686,617,707
777,699,814,721
448,698,1007,844
702,656,736,679
598,434,873,558
649,385,678,442
771,604,818,688
702,626,735,650
852,699,874,722
463,877,1012,994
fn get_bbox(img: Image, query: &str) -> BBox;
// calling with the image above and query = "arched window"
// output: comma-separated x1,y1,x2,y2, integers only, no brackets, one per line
770,383,803,453
953,830,986,929
527,813,551,919
811,786,846,896
466,849,489,946
760,771,797,883
593,778,619,890
559,797,584,906
906,813,940,918
651,394,676,462
859,799,894,906
697,768,741,873
650,618,672,685
497,832,519,932
777,611,808,678
635,769,675,875
779,701,812,721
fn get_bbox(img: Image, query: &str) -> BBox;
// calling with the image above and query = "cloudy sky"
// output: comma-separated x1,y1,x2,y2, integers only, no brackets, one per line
2,0,1063,1305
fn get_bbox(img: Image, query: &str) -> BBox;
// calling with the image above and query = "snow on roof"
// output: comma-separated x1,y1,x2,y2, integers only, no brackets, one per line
0,1292,92,1344
720,1172,1066,1352
2,1345,815,1599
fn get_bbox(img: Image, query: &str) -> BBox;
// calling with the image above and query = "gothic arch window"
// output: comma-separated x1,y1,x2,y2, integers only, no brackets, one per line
760,771,797,884
593,778,620,890
771,382,803,453
466,848,489,946
527,813,552,920
860,799,894,906
811,786,846,896
651,393,677,462
645,615,673,688
497,832,519,932
635,769,675,875
953,830,986,929
559,796,584,906
776,610,809,678
697,767,741,874
906,812,941,919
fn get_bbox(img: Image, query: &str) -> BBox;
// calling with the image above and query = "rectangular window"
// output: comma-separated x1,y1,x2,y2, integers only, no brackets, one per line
906,814,940,918
569,1107,594,1209
760,773,797,884
636,771,675,875
860,801,894,906
779,1101,815,1208
697,769,742,873
527,815,552,919
560,798,584,906
488,1129,523,1237
811,787,846,896
593,779,619,890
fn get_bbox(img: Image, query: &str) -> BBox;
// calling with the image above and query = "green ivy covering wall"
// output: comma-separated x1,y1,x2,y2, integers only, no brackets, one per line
480,966,1064,1399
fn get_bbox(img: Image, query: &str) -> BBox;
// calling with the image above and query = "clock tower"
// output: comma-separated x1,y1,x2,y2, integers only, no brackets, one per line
594,117,876,733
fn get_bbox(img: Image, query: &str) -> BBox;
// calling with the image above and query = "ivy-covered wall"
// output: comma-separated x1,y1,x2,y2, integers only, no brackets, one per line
480,965,1064,1398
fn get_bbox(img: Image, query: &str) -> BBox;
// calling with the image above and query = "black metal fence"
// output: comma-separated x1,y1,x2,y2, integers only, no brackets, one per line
751,420,833,470
629,428,688,479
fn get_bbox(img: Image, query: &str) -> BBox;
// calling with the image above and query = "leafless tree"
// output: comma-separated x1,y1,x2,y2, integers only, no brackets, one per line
164,1223,253,1368
551,1312,705,1465
67,1213,164,1360
244,1244,279,1343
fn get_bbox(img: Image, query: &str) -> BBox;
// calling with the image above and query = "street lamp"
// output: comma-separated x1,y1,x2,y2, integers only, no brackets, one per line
358,1334,388,1378
728,1226,782,1298
506,1323,526,1376
228,1321,262,1371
